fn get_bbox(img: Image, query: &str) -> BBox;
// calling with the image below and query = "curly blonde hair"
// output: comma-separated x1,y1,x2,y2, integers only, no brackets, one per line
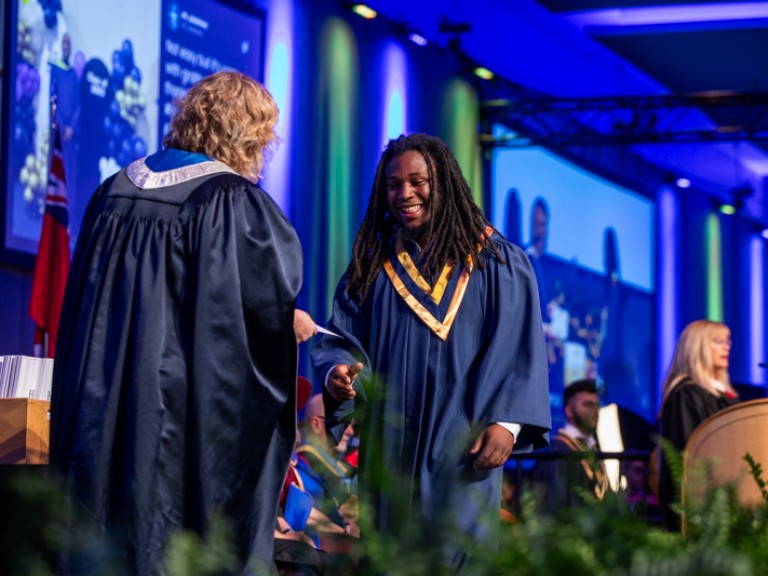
163,71,279,181
662,319,734,399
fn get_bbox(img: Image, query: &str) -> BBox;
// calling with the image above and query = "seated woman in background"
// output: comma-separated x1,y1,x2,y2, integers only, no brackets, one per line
656,319,739,529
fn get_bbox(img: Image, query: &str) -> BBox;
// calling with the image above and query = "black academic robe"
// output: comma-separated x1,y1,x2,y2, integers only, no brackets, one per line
50,156,302,575
657,379,738,529
311,233,550,557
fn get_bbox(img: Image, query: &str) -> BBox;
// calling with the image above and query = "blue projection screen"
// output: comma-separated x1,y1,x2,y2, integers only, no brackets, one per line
490,126,656,425
4,0,264,256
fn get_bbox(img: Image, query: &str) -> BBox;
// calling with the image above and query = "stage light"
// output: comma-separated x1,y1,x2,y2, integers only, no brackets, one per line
408,32,427,46
719,204,736,215
350,4,376,19
473,66,494,80
675,177,691,189
562,2,768,29
761,228,768,240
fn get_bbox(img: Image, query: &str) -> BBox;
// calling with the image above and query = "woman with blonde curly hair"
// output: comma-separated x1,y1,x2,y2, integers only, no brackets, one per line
51,71,309,575
163,70,279,181
656,319,739,529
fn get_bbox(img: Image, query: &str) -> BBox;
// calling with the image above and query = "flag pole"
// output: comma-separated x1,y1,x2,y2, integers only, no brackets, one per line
29,79,71,358
34,88,57,358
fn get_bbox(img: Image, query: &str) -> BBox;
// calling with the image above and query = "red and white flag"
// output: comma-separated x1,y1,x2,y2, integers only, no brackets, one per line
29,124,71,358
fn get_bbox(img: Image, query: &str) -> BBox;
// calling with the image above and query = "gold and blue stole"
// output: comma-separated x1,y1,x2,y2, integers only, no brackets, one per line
382,227,493,341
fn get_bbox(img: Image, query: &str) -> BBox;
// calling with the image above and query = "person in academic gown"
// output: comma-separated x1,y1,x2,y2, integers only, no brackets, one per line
296,393,357,533
311,133,550,570
535,378,608,515
655,319,739,530
50,71,309,575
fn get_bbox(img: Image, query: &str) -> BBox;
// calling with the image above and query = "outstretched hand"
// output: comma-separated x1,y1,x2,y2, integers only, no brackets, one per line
327,362,364,401
469,424,515,470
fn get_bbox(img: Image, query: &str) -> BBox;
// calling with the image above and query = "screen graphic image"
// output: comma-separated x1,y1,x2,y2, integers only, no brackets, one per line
5,0,264,257
490,125,656,427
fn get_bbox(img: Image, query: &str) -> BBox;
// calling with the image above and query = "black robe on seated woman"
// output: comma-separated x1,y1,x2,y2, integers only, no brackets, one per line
657,379,738,529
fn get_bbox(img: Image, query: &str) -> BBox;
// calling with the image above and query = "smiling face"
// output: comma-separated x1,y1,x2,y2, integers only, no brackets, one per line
386,150,434,243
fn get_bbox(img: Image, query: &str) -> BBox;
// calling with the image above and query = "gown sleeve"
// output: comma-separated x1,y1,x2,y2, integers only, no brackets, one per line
169,176,304,565
470,239,551,451
309,276,372,445
49,175,116,466
183,175,303,441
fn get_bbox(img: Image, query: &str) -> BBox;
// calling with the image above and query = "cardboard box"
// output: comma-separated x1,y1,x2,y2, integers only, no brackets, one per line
0,399,50,464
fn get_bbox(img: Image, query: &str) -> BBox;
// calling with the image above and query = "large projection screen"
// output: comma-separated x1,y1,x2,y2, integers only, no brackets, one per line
490,125,656,426
4,0,264,258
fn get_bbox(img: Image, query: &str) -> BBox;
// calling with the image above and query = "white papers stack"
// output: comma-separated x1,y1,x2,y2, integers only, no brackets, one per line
0,355,54,400
37,358,55,401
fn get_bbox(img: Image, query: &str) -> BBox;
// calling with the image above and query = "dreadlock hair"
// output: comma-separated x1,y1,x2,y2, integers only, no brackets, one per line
345,133,502,305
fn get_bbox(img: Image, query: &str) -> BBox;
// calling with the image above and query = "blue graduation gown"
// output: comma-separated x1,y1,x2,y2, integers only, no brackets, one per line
311,233,550,545
50,149,302,575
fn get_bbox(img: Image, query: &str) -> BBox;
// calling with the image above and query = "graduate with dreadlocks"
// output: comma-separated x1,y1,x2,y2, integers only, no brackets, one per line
311,133,550,568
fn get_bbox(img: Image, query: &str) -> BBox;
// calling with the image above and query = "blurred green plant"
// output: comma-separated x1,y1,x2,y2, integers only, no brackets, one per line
2,446,768,576
163,514,242,576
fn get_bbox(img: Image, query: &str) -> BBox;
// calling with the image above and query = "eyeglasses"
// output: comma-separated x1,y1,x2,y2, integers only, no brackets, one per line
712,337,732,347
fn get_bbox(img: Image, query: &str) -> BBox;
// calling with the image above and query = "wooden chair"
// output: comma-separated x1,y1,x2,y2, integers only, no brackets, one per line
682,398,768,512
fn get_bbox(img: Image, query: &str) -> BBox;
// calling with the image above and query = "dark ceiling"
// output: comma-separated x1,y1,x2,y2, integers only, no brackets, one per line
538,0,768,94
367,0,768,226
534,0,768,223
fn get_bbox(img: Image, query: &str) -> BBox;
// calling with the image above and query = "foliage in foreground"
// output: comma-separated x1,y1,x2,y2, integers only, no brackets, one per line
1,452,768,576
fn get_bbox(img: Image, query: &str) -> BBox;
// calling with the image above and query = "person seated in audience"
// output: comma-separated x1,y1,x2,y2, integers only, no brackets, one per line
275,461,345,576
296,393,359,539
621,459,659,517
500,470,519,523
273,379,346,576
277,452,351,538
655,319,739,530
330,412,359,470
274,515,331,576
536,378,608,514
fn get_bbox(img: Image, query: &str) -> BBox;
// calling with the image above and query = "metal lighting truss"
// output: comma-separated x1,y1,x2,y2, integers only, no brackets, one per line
480,91,768,148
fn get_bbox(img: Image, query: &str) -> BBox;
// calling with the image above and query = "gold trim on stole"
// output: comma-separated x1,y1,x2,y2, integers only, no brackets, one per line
383,259,472,341
394,238,455,303
383,226,493,340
